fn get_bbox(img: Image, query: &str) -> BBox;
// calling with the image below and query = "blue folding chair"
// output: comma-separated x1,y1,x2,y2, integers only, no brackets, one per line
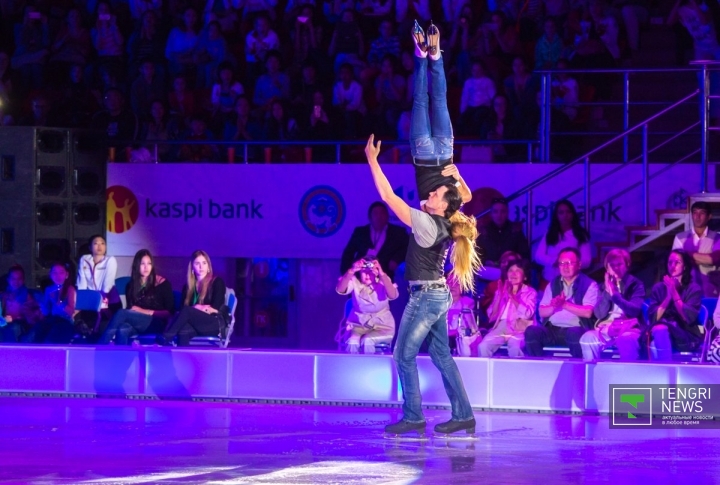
190,288,238,348
115,276,131,309
643,300,710,362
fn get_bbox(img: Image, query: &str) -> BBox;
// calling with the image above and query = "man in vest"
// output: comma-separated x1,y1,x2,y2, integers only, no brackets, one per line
671,201,720,297
525,247,598,358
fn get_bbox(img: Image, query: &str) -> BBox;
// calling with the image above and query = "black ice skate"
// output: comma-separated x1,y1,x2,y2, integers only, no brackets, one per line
433,418,477,439
383,420,427,440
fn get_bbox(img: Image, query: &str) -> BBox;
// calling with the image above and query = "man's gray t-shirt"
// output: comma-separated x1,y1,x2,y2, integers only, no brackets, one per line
410,208,438,249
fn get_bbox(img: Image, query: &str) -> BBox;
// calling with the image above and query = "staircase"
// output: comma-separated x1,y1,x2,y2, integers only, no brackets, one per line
592,193,720,277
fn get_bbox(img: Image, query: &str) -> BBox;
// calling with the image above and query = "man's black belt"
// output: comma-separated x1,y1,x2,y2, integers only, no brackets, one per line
413,156,453,166
409,283,448,292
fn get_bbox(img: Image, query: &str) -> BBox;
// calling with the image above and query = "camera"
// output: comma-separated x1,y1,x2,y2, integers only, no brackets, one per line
362,259,375,269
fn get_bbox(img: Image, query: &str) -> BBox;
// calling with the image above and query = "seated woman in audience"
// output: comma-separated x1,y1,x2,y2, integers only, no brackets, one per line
76,235,120,338
168,75,196,125
91,2,125,76
49,8,92,75
579,249,646,361
211,62,244,124
336,258,398,354
479,250,522,316
459,60,495,137
480,93,526,162
32,262,76,344
479,259,537,357
196,21,230,88
263,100,299,162
535,199,591,284
646,250,703,361
127,10,166,80
165,7,199,77
100,249,174,345
160,250,227,346
77,235,120,313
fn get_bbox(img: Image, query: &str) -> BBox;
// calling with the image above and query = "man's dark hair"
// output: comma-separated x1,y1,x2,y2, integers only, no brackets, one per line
368,201,388,218
557,246,581,264
691,201,712,216
491,197,508,207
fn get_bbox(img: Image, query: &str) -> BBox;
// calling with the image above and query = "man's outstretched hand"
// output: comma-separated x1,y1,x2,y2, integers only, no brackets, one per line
365,134,382,162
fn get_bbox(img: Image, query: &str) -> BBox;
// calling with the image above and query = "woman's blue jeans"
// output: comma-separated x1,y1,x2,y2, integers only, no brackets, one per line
410,56,454,164
393,287,474,423
99,309,153,345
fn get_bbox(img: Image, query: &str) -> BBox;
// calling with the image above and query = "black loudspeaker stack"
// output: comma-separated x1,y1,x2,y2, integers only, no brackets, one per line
0,127,106,287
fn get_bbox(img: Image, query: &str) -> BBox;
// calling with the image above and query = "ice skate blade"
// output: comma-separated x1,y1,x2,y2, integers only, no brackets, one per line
433,432,478,441
383,432,429,442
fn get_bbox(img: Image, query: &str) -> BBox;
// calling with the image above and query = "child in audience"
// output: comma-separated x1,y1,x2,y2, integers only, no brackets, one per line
32,262,76,344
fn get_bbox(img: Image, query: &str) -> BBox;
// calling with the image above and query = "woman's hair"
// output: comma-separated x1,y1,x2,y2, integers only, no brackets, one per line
443,185,482,293
89,234,106,246
50,261,72,302
129,249,156,300
667,249,693,289
545,199,589,246
604,248,630,269
184,249,215,306
502,258,530,283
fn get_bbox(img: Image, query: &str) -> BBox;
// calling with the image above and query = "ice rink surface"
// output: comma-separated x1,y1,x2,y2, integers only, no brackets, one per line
1,397,718,484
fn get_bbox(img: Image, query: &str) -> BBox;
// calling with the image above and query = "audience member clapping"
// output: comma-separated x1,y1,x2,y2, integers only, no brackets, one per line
646,250,703,361
479,259,537,357
525,247,598,358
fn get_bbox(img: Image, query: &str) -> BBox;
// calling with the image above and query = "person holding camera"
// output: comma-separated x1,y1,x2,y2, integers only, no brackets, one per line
336,258,398,354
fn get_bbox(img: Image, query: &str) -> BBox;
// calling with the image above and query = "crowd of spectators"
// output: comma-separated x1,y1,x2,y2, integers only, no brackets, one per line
336,198,720,361
0,0,684,162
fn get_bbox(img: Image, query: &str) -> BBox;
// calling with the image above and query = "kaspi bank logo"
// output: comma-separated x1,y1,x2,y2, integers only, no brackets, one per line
107,185,139,234
298,185,345,237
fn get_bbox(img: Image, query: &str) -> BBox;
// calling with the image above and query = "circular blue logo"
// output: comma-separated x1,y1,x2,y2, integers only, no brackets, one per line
299,185,346,237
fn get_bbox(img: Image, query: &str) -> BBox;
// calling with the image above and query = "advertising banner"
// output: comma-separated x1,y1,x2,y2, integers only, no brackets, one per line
106,163,703,258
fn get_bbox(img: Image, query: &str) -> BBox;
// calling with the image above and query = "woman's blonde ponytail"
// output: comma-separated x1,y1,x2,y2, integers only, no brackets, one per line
448,211,482,293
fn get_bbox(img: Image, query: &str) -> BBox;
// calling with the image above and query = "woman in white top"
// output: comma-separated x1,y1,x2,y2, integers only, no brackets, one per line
479,259,537,357
535,199,591,283
77,235,120,312
336,258,398,354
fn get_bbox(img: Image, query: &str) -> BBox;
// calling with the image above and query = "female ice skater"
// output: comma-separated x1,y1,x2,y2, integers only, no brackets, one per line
364,21,481,439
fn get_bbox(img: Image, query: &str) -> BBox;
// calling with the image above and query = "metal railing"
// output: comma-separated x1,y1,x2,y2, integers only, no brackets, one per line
111,138,538,164
536,66,703,163
478,86,706,244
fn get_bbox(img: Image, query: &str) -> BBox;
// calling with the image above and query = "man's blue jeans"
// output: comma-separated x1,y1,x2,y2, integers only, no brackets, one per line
410,56,454,164
98,309,153,345
393,287,474,423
